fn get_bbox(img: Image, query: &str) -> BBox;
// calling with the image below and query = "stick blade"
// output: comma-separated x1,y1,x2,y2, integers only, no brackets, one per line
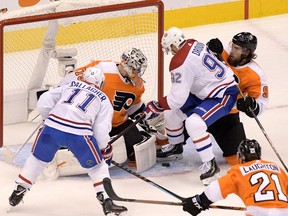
103,177,122,201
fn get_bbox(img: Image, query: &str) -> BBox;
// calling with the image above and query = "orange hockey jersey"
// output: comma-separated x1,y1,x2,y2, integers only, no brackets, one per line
222,48,269,115
61,60,145,127
204,159,288,216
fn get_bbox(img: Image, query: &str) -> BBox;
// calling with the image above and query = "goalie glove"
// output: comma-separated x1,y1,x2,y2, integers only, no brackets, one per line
183,193,211,216
237,96,259,118
101,144,113,166
144,100,164,120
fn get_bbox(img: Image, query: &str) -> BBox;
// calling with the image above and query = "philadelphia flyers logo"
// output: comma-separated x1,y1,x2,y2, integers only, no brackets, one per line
113,91,136,111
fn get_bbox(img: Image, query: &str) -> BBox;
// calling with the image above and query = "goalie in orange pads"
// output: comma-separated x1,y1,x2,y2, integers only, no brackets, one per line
182,138,288,216
59,48,160,172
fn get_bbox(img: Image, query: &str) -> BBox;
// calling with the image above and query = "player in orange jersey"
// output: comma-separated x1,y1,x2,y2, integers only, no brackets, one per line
206,32,269,165
183,138,288,216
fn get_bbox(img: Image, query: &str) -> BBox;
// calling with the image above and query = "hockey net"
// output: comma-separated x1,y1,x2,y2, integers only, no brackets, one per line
0,0,164,147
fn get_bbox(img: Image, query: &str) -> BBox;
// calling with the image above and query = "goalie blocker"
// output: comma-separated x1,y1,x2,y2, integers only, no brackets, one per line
41,131,156,179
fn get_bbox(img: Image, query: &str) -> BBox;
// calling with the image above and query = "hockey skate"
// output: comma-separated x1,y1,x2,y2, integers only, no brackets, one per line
97,193,127,216
199,157,220,186
9,185,28,207
156,143,183,162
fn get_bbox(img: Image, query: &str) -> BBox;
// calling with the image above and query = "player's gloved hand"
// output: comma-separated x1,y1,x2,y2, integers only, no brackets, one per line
144,101,164,120
207,38,223,54
101,144,113,166
237,96,259,117
183,194,210,216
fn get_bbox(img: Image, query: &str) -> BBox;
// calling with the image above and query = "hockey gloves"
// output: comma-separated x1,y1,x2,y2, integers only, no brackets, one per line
237,96,259,118
134,113,150,132
144,100,164,120
101,144,113,166
207,38,223,54
183,193,211,216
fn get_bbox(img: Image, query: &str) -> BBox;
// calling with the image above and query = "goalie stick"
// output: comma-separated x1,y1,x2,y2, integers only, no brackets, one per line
109,161,246,211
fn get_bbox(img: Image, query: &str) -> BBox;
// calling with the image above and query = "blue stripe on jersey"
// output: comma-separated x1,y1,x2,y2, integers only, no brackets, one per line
196,143,212,152
167,133,183,138
48,117,93,132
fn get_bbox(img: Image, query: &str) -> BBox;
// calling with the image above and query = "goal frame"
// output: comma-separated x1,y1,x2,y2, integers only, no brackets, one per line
0,0,164,147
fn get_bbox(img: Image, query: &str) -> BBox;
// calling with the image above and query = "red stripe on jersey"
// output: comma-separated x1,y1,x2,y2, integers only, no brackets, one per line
84,136,101,163
93,181,103,187
193,134,210,143
166,125,184,132
49,114,91,126
19,174,32,185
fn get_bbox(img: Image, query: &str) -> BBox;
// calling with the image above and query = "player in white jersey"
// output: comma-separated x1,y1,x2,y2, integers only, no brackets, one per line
59,48,160,172
182,139,288,216
8,67,128,216
144,27,239,185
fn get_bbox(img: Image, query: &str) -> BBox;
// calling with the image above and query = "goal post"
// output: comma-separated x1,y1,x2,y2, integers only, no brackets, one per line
0,0,164,147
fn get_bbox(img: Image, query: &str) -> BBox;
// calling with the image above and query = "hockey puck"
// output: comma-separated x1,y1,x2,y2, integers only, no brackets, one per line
162,162,170,167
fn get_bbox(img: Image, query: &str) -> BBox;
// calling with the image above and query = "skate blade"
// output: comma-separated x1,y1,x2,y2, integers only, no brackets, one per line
201,172,220,186
7,205,13,213
106,210,128,216
156,154,183,162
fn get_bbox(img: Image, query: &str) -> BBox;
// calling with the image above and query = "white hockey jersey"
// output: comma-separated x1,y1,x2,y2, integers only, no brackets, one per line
165,39,237,110
37,81,113,149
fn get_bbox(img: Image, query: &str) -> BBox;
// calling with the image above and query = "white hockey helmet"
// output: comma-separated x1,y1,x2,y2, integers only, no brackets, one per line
161,27,186,55
83,66,105,89
120,48,148,77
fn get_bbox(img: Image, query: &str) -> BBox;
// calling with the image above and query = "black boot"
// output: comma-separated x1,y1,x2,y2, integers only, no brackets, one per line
156,143,184,161
97,192,127,216
199,157,220,186
9,185,28,207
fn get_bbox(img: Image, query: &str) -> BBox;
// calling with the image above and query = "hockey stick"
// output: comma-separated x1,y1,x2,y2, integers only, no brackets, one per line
110,161,245,211
103,177,182,206
237,87,288,172
215,51,288,172
108,114,145,145
2,121,43,162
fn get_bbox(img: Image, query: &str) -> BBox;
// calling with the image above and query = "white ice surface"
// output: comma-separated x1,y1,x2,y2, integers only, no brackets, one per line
1,13,288,216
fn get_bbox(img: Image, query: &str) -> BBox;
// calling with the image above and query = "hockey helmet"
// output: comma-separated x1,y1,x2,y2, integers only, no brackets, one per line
120,48,148,77
83,66,105,89
232,32,257,53
161,27,186,55
237,139,261,163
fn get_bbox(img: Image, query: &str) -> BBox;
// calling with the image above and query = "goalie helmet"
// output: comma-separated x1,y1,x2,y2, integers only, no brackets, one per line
161,27,186,55
83,66,105,89
237,139,261,163
121,48,148,77
232,32,257,53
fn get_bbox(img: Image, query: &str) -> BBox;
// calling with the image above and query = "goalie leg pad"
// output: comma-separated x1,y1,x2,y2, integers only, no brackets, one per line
134,131,156,173
110,136,127,166
53,149,87,177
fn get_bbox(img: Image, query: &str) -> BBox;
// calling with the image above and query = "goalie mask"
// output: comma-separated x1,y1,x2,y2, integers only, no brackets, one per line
83,66,105,89
121,48,148,78
161,27,186,55
237,139,261,163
